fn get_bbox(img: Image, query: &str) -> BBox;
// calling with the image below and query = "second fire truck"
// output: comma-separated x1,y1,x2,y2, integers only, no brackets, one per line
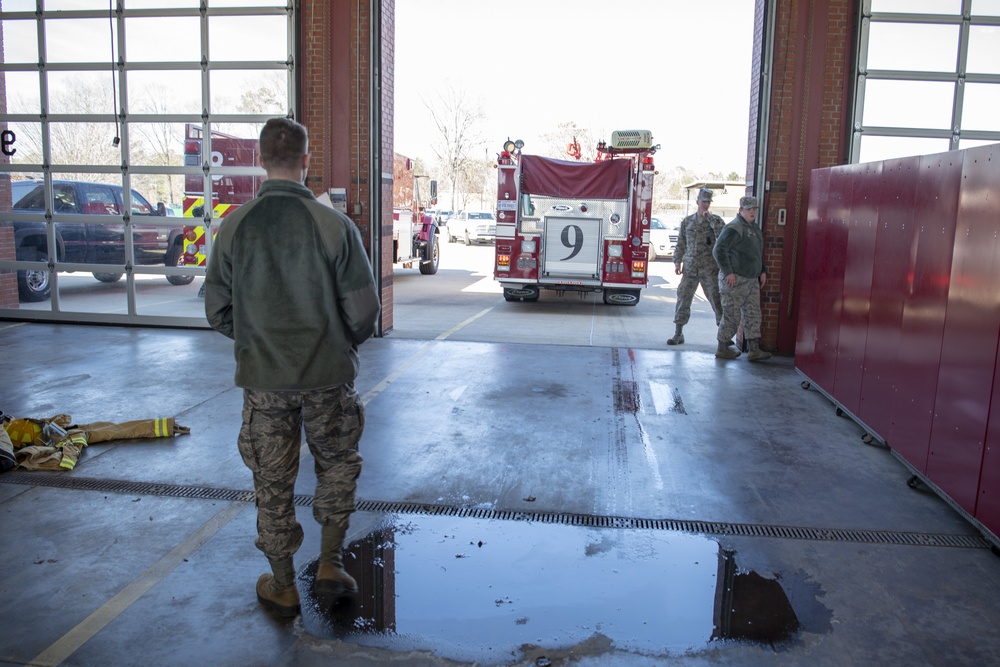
494,130,657,305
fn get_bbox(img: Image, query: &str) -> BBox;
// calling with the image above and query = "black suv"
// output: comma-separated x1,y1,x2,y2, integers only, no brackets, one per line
11,180,190,302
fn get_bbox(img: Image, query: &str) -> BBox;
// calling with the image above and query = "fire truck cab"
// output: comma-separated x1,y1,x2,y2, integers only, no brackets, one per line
494,131,657,306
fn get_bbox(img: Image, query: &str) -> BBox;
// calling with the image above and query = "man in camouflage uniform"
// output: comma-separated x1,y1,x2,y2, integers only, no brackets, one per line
205,118,381,618
668,187,725,345
712,196,771,361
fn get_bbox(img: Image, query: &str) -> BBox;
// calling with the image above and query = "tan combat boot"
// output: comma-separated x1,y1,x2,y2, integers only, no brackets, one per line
715,340,740,359
667,325,684,345
747,339,772,362
256,557,300,617
316,525,358,598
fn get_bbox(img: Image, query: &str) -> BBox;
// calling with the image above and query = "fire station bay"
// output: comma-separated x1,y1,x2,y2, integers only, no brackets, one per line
2,2,1000,666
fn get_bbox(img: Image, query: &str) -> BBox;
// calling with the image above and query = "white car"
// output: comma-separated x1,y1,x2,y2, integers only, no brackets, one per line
448,210,496,245
648,216,680,261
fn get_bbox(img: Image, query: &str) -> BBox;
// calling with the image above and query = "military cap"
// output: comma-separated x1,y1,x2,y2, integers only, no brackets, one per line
740,196,759,209
697,187,714,201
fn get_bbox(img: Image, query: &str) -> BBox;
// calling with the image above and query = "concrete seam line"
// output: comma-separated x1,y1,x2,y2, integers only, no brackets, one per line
29,501,246,667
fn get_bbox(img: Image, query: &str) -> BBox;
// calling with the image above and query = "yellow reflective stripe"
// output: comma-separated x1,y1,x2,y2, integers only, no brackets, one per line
154,418,170,438
71,435,88,447
60,457,75,470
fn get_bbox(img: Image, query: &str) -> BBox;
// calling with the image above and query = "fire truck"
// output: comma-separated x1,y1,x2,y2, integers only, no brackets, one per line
180,124,262,267
391,154,440,275
494,130,657,305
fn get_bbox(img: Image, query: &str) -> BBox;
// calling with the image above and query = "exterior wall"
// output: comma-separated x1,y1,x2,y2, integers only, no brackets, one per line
380,0,395,333
299,0,395,333
752,0,855,353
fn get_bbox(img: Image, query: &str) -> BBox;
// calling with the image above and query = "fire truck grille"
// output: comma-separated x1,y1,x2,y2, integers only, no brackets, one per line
1,472,991,549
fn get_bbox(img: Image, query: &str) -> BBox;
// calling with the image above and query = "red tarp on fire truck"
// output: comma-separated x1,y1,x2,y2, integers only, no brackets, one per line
520,155,631,200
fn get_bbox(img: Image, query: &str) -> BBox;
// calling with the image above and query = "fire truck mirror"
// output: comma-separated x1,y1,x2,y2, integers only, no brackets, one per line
156,202,167,217
430,180,438,201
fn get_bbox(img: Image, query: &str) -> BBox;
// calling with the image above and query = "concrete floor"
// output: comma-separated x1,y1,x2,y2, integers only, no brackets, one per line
2,317,1000,667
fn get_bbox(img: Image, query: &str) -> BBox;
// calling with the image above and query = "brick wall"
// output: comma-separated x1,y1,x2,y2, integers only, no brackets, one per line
299,0,396,332
753,0,854,353
0,65,18,309
381,0,395,333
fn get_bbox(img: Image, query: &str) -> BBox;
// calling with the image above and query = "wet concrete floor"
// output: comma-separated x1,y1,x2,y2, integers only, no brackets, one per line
3,319,1000,666
297,515,807,663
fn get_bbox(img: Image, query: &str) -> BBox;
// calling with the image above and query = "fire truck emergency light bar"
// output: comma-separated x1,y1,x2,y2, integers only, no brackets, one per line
610,130,653,150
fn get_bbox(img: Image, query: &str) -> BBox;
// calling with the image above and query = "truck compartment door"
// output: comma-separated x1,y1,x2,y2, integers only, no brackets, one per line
541,216,602,278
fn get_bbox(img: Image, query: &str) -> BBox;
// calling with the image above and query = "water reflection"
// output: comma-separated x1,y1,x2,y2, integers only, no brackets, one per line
298,515,805,663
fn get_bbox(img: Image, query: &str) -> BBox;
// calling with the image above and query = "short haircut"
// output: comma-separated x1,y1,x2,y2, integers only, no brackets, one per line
259,118,308,171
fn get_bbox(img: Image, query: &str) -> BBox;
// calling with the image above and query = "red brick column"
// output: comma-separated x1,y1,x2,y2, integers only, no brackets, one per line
299,0,394,333
750,0,855,353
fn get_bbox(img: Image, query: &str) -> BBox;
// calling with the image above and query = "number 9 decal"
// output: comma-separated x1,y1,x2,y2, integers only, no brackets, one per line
560,224,584,261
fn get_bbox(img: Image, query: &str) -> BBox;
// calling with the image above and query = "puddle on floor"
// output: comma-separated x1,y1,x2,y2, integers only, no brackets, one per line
298,514,804,663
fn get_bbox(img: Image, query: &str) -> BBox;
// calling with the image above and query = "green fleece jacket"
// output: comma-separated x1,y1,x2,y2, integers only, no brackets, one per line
712,213,767,280
204,179,380,391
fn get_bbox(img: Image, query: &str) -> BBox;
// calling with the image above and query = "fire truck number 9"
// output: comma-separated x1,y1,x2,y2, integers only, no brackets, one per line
210,150,225,181
560,224,584,261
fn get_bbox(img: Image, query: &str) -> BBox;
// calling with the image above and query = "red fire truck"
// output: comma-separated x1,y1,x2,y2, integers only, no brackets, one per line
494,130,657,305
180,124,262,267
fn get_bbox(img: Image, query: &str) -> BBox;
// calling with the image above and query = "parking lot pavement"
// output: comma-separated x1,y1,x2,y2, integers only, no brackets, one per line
389,242,723,351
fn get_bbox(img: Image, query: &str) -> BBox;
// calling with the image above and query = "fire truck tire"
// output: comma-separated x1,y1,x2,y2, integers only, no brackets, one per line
419,235,439,275
503,287,539,302
17,249,51,302
603,289,641,306
165,245,196,286
93,272,123,283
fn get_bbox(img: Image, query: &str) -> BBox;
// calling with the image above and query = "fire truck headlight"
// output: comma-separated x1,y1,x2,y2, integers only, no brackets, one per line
521,240,536,253
607,245,623,258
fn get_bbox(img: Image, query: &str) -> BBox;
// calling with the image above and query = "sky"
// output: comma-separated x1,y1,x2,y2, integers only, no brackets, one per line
393,0,756,176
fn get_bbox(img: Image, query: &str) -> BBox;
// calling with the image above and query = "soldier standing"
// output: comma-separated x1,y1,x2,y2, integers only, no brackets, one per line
204,118,381,617
713,195,771,361
667,187,725,345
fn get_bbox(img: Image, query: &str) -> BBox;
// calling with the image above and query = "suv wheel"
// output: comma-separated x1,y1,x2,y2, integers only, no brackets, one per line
93,272,123,283
17,250,51,302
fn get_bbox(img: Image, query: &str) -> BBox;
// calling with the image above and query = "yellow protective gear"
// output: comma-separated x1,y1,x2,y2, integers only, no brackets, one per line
4,418,44,449
5,414,190,472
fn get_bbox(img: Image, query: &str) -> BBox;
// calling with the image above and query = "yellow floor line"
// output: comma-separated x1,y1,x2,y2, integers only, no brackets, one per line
360,307,492,407
29,501,246,667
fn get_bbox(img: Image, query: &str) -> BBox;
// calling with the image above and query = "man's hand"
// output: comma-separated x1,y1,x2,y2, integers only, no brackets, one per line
759,272,767,288
675,264,683,276
725,273,737,287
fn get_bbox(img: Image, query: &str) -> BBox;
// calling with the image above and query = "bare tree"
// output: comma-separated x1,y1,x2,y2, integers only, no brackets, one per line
423,80,484,213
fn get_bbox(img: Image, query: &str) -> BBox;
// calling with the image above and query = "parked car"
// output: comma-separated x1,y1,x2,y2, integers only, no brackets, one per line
448,210,496,245
11,180,187,302
648,215,681,261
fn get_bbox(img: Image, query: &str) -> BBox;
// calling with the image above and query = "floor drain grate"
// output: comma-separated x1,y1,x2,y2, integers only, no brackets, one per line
2,472,991,549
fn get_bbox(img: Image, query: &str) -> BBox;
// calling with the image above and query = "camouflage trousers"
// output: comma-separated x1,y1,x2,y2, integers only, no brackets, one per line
718,274,762,343
673,265,723,326
238,383,365,562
